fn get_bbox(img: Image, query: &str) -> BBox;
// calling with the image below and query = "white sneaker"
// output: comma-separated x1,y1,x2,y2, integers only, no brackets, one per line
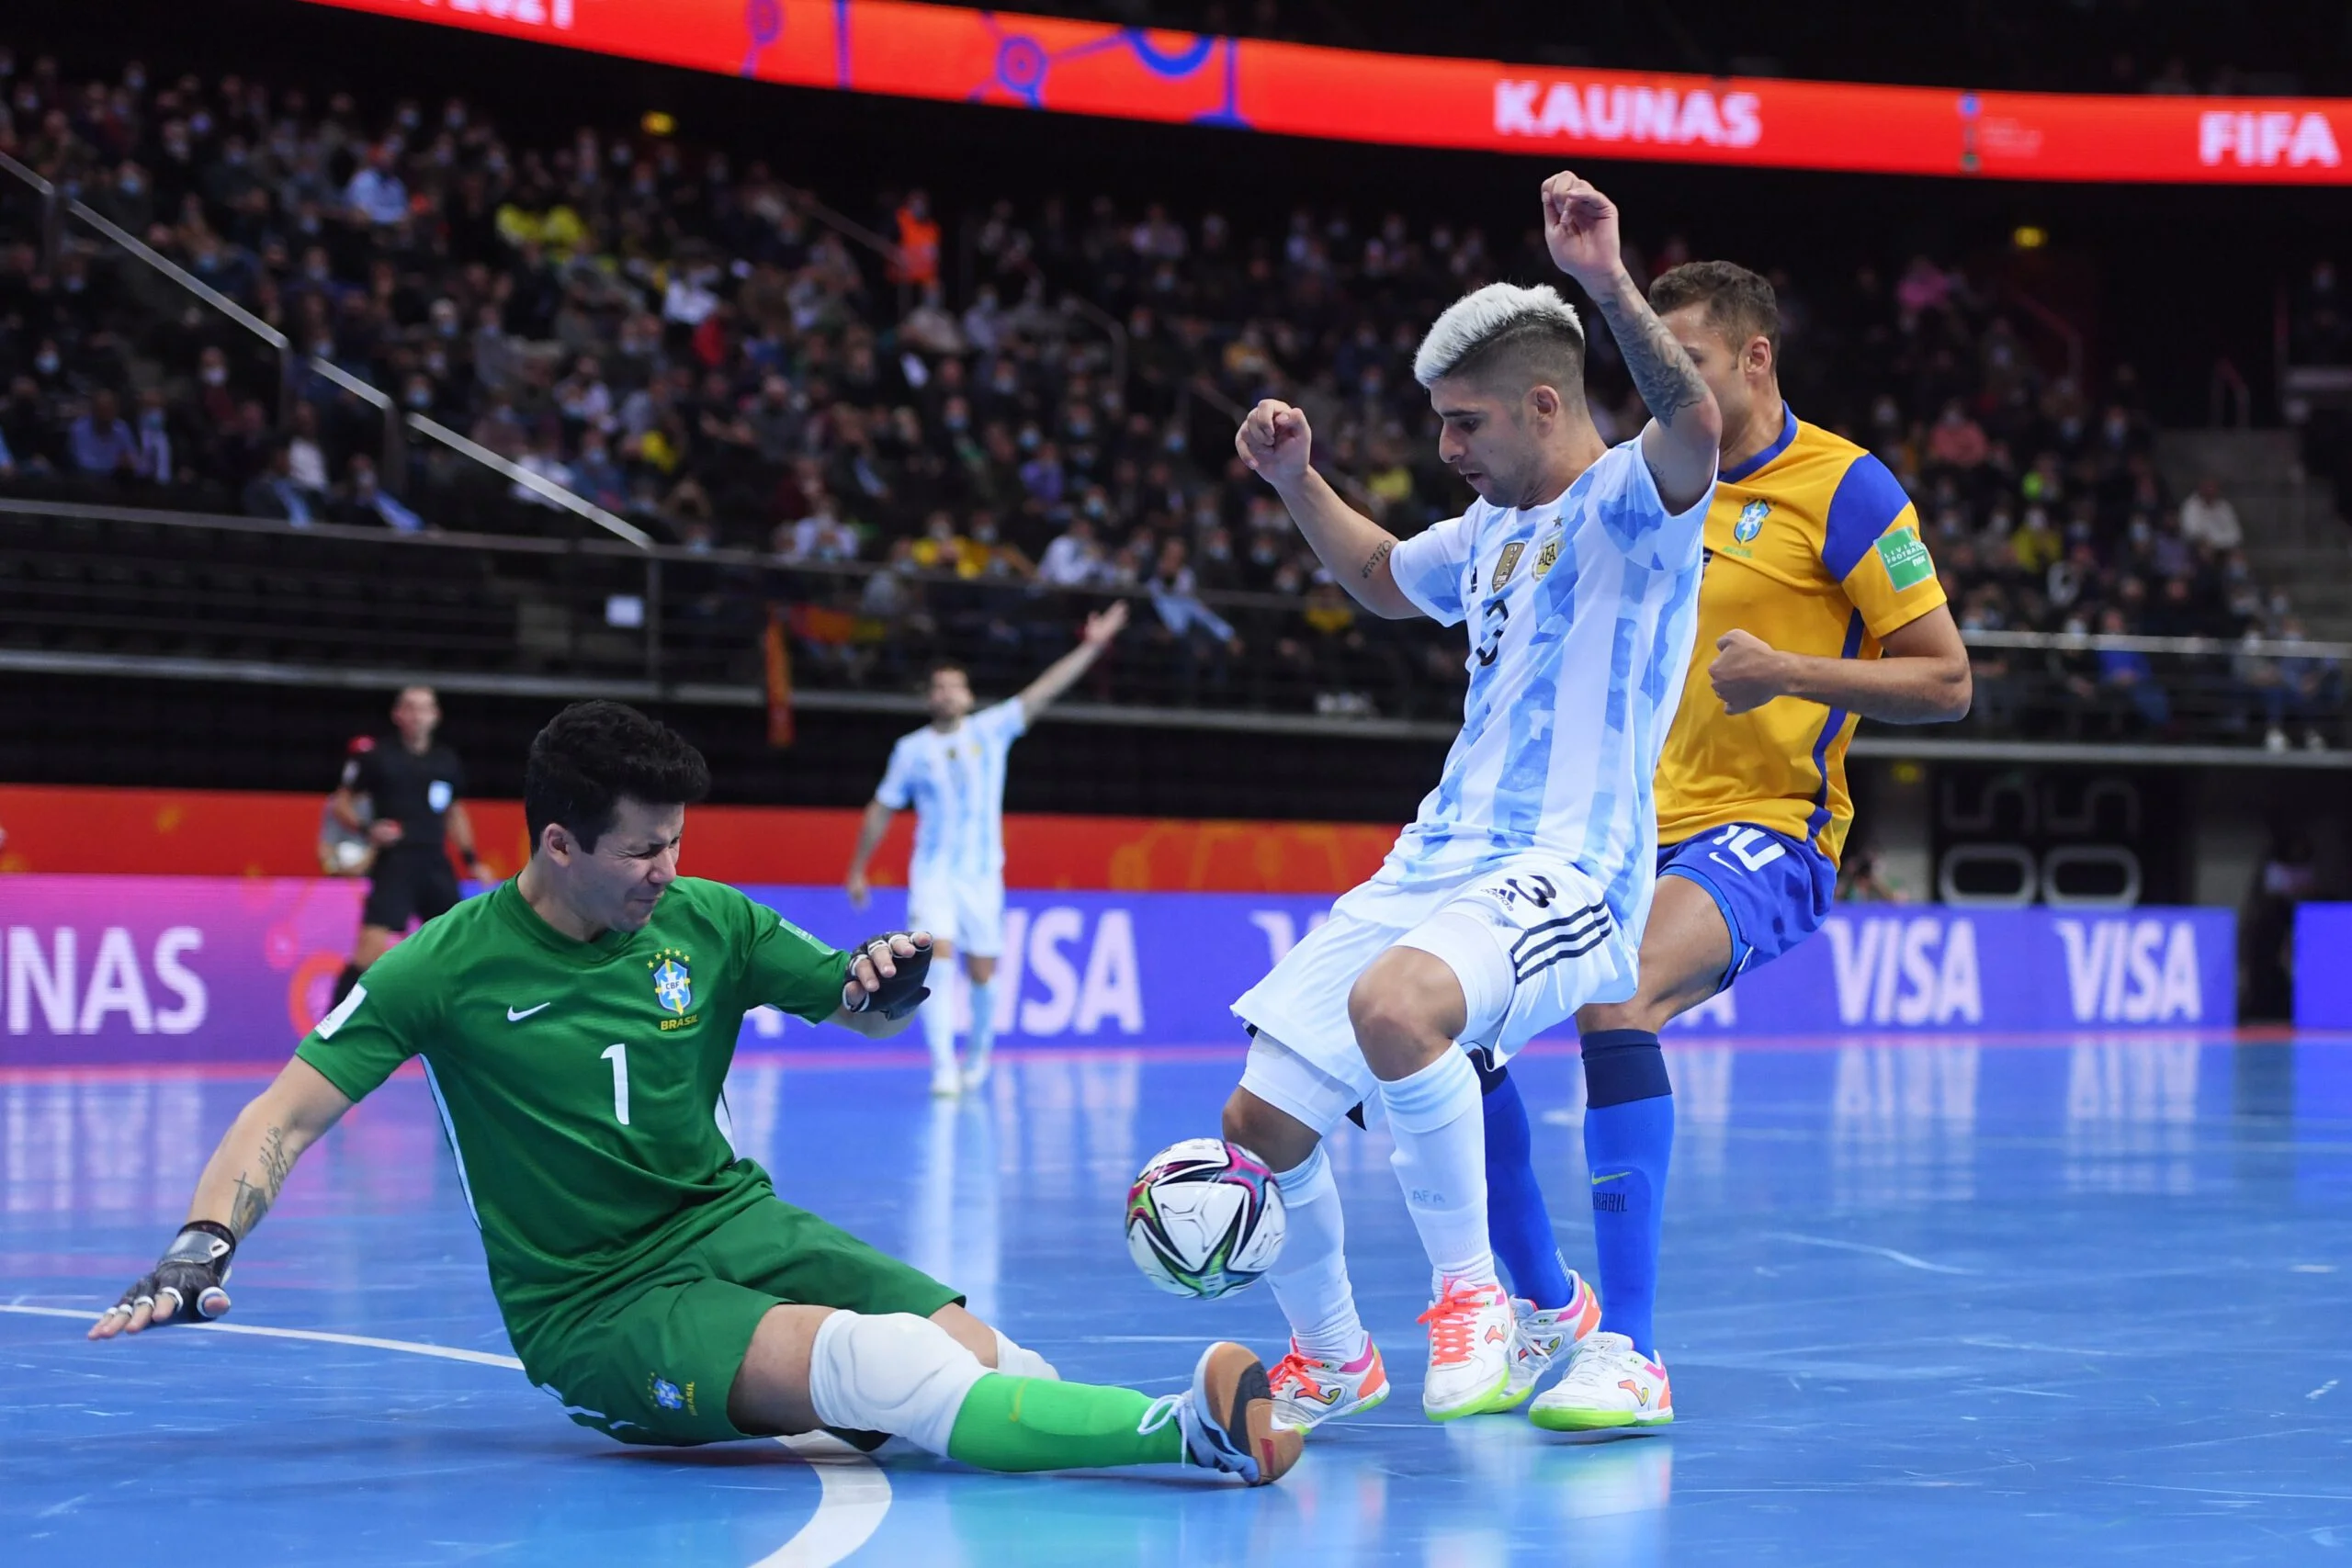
929,1066,962,1098
1266,1334,1391,1431
2266,726,2290,752
1416,1278,1518,1422
1529,1331,1673,1431
960,1054,992,1094
1495,1274,1602,1410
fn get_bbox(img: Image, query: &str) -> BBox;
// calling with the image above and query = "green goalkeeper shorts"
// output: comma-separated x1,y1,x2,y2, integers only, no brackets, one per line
521,1195,963,1446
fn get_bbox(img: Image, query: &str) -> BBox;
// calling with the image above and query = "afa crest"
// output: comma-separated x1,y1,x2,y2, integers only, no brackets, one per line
1532,533,1563,581
1734,499,1771,543
649,949,694,1016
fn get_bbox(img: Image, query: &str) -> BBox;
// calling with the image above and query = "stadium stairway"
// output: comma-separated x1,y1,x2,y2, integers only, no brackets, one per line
2154,429,2352,637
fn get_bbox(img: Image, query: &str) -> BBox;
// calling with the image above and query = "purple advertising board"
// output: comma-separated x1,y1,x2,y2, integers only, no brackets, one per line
2295,903,2352,1029
0,876,2235,1067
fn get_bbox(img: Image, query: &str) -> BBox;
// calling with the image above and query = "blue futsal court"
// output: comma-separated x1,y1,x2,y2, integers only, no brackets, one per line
6,1032,2350,1565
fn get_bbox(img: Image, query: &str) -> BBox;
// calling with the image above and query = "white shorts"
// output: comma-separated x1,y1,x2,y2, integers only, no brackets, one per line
906,866,1007,959
1232,857,1635,1136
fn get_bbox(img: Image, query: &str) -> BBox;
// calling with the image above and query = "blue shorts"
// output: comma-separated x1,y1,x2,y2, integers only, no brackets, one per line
1656,823,1837,995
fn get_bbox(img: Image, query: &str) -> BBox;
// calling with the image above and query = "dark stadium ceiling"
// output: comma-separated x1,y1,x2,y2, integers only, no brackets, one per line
960,0,2352,97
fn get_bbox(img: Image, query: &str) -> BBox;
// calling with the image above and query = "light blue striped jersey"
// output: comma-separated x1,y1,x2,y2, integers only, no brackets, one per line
875,699,1028,878
1383,439,1712,937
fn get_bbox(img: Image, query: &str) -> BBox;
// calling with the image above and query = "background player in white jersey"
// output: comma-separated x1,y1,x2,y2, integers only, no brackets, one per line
845,602,1128,1096
1222,171,1721,1427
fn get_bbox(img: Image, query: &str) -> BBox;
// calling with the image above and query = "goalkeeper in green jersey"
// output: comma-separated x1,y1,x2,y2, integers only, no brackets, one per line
91,701,1299,1486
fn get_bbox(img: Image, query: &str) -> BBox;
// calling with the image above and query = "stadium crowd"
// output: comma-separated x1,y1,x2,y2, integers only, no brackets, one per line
0,45,2340,740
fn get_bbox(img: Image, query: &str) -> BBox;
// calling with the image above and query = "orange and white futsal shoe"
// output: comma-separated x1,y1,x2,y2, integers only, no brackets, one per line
1417,1278,1520,1421
1493,1272,1603,1411
1266,1335,1391,1432
1529,1330,1674,1431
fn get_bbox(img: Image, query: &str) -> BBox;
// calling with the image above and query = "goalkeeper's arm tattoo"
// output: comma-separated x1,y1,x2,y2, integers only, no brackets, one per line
227,1124,292,1238
1362,538,1394,580
1590,283,1707,433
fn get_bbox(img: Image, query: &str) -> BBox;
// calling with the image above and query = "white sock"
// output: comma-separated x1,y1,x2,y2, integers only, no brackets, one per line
966,978,997,1072
806,1311,987,1456
921,992,956,1077
1379,1049,1497,1288
991,1327,1059,1381
1264,1143,1368,1363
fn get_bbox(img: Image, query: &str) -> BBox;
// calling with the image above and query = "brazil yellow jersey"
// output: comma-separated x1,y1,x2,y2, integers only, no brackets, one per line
1653,408,1947,864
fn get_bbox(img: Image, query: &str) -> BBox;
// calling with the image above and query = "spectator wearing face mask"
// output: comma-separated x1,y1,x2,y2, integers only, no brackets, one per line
68,389,140,479
1037,514,1104,587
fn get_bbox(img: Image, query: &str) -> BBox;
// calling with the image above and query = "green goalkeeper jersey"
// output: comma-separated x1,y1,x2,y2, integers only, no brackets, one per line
295,876,850,1340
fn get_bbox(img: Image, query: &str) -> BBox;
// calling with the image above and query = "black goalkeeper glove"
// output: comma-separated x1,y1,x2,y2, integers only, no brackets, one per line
100,1221,236,1332
844,931,933,1021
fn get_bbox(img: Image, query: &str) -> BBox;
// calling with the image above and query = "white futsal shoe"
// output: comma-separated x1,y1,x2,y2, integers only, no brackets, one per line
960,1052,992,1094
1494,1274,1603,1411
1417,1278,1519,1421
1266,1335,1392,1431
930,1065,962,1098
1529,1331,1674,1431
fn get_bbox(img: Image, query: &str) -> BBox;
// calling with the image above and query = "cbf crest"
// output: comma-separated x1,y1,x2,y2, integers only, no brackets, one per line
649,948,695,1018
1734,499,1771,543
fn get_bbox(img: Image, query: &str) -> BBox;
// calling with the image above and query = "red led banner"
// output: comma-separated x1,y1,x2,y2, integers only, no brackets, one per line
299,0,2350,183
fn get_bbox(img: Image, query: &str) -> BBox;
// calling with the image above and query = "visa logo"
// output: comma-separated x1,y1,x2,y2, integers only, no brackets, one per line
2054,919,2204,1024
1824,917,1983,1027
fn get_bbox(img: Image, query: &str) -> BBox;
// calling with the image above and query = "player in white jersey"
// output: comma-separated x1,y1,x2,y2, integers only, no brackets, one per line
846,602,1127,1096
1222,171,1722,1427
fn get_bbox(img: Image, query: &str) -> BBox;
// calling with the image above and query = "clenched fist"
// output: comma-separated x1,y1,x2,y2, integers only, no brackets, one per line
1708,628,1792,716
1236,400,1313,489
1540,170,1626,291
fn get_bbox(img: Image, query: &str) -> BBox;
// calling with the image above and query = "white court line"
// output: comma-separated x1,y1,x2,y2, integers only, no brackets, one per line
1760,1231,1978,1275
3,1303,890,1566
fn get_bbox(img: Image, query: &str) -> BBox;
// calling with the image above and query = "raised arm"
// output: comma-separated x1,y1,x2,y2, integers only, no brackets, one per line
1540,171,1720,513
1235,400,1419,620
1016,599,1128,721
1709,604,1973,724
89,1056,355,1338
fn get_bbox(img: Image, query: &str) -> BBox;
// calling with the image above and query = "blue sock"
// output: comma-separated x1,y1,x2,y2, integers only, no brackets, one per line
1580,1029,1673,1359
1476,1060,1576,1309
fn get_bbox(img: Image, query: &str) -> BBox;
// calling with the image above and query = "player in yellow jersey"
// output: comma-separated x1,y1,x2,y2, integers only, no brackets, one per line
1476,261,1973,1431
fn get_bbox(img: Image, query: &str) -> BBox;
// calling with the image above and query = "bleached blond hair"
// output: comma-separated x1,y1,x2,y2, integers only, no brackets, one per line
1411,282,1586,390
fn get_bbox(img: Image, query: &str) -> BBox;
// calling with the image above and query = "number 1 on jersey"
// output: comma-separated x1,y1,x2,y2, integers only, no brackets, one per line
601,1043,631,1125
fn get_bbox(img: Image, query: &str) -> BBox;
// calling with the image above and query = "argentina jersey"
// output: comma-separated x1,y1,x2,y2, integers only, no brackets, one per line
875,699,1028,878
1381,438,1712,939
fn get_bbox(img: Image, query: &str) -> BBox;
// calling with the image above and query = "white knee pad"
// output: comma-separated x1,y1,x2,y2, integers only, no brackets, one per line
807,1311,988,1457
991,1328,1060,1382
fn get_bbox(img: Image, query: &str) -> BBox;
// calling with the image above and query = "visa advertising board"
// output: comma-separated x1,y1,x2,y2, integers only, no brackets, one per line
0,876,2235,1066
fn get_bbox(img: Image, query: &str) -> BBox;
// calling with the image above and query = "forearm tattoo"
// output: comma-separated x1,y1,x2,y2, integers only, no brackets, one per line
1362,538,1395,580
228,1124,292,1238
1593,282,1707,431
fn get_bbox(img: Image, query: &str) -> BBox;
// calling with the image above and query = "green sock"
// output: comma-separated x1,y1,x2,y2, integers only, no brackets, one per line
945,1373,1188,1473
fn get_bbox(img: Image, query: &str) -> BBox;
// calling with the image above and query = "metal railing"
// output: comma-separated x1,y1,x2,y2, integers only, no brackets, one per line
2,494,2346,757
0,152,647,548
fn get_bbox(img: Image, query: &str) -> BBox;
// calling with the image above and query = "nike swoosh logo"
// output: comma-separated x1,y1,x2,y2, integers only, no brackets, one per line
1590,1170,1630,1185
506,1003,551,1021
1707,852,1743,873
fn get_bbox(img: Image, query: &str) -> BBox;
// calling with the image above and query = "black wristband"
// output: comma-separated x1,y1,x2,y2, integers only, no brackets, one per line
168,1219,239,1269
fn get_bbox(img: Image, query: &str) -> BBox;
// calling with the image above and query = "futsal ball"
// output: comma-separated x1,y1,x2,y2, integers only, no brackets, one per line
1125,1137,1287,1298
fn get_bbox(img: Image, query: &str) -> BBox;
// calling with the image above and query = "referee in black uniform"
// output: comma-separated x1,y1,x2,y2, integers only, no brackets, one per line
329,685,483,1005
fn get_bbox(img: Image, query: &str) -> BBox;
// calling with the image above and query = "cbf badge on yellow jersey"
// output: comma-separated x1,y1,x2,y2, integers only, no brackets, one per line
1733,499,1770,543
